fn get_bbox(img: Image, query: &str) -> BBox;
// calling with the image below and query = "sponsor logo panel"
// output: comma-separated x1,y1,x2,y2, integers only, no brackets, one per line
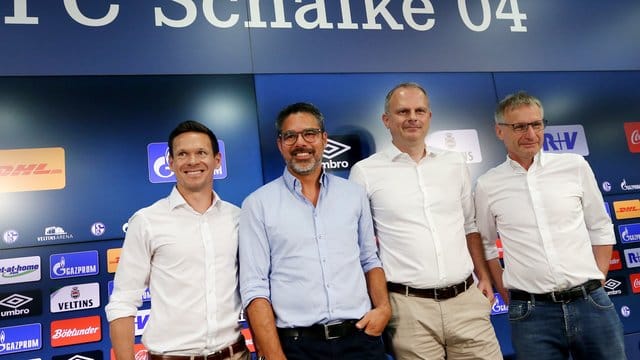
542,125,589,155
148,140,227,183
0,256,41,285
107,248,121,273
624,122,640,153
107,281,151,303
50,315,102,347
427,129,482,163
50,283,100,313
321,135,362,170
52,350,103,360
613,199,640,220
50,251,99,279
630,273,640,294
135,309,151,336
0,323,42,355
609,250,623,271
490,293,508,315
620,223,640,244
624,248,640,269
91,222,106,237
110,343,147,360
0,147,65,192
0,290,42,319
37,225,74,243
620,178,640,192
604,277,627,296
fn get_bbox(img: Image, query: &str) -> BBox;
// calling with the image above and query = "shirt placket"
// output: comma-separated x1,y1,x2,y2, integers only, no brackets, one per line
417,162,446,284
201,211,218,349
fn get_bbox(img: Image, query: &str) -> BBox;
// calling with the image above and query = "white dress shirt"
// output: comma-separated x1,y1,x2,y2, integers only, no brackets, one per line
349,146,476,288
105,187,242,355
475,152,614,293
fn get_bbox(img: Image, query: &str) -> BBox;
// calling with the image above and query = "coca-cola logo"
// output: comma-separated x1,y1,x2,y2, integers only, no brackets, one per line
631,129,640,145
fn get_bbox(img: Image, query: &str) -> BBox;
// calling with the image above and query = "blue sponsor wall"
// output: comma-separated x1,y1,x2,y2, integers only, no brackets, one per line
1,1,640,359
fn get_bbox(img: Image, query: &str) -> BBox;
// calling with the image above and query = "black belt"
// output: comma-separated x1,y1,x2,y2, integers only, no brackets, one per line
277,319,359,340
148,340,245,360
510,279,602,303
387,275,474,301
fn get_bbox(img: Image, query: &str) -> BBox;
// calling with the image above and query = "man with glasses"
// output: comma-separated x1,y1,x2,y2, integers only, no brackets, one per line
475,91,625,359
239,102,390,359
349,83,502,359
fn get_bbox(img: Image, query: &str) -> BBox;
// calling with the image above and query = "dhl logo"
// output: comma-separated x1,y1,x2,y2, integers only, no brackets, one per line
0,148,65,192
107,248,122,273
613,199,640,220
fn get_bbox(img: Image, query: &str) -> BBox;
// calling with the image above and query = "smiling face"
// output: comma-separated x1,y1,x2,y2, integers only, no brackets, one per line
169,131,220,195
383,86,432,149
277,111,327,178
496,104,545,169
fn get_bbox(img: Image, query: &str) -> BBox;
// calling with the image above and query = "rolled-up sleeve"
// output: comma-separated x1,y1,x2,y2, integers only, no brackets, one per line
105,213,151,322
356,186,382,273
239,194,272,308
579,157,615,245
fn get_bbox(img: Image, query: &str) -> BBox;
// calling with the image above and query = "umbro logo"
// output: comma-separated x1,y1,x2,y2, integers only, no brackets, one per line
604,279,621,291
0,294,33,309
323,139,351,159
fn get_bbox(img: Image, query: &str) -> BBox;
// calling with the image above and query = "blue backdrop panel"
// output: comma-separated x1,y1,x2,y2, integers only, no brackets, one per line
0,75,263,250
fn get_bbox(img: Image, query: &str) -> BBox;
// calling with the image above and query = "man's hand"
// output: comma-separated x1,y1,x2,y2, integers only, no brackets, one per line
476,278,496,303
355,304,391,336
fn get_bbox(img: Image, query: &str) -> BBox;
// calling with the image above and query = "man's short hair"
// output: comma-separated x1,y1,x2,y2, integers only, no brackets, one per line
495,91,545,123
168,120,219,156
276,102,325,134
384,82,429,113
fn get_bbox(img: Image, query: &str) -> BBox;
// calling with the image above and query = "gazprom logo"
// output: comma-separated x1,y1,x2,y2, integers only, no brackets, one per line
50,251,99,279
0,323,41,355
147,140,227,183
490,293,508,315
620,223,640,244
543,125,589,155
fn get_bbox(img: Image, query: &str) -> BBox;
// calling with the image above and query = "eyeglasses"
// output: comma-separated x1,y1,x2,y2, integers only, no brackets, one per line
278,128,323,145
497,119,548,133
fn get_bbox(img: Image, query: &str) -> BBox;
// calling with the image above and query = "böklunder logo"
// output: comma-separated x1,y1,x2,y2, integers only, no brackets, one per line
0,147,65,193
50,315,101,347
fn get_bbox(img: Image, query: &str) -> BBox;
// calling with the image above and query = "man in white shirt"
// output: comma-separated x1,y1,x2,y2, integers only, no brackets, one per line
106,121,248,360
349,83,501,360
475,91,625,360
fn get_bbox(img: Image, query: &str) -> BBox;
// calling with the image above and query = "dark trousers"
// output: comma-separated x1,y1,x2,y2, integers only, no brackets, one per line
280,330,387,360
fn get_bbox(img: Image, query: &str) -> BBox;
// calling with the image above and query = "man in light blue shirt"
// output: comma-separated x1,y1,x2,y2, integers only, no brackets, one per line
239,102,390,360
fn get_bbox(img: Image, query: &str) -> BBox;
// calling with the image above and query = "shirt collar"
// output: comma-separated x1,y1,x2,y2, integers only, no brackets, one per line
168,186,219,212
282,167,327,193
383,143,439,162
506,150,546,171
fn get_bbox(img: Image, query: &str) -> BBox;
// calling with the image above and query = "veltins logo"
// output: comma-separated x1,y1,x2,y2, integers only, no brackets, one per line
50,282,100,313
490,293,508,315
613,199,640,220
147,140,227,183
604,277,627,297
135,309,151,336
0,147,65,193
50,251,99,279
542,125,589,155
620,223,640,244
609,250,623,271
630,273,640,294
322,135,362,171
624,248,640,269
37,225,74,242
0,290,42,319
427,129,482,163
107,248,121,273
108,280,151,303
52,350,103,360
0,323,41,355
110,343,147,360
50,315,101,347
0,256,41,285
624,122,640,153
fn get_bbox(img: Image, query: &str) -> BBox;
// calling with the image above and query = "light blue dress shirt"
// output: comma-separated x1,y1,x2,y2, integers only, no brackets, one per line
239,168,382,328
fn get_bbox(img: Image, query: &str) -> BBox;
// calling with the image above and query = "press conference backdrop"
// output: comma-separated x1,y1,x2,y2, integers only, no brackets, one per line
2,1,640,359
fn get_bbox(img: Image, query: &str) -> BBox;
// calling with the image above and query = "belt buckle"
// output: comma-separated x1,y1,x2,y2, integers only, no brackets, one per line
550,291,566,303
324,321,342,340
